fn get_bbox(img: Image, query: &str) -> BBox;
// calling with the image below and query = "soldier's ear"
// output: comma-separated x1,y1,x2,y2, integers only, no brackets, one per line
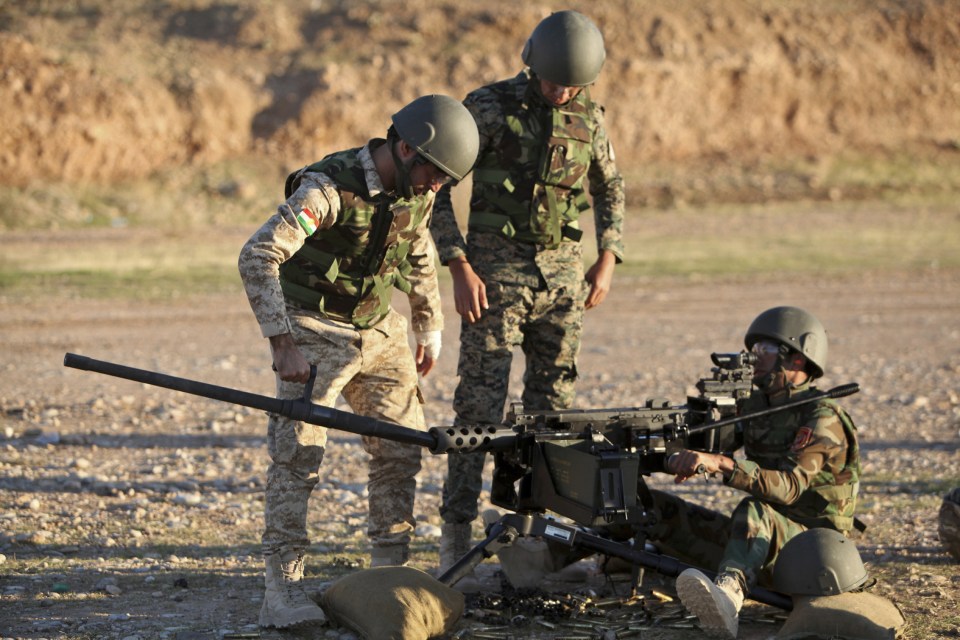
395,139,418,162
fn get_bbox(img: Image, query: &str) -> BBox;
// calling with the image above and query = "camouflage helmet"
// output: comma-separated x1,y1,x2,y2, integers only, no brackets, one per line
745,306,828,378
773,528,869,597
521,10,606,87
391,94,480,182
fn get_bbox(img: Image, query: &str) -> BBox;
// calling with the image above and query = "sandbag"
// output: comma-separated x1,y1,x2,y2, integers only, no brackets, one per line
320,566,464,640
776,591,906,640
496,536,562,588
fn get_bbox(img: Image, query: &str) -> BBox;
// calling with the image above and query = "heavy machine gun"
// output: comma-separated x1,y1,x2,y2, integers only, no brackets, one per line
63,352,858,611
487,351,758,528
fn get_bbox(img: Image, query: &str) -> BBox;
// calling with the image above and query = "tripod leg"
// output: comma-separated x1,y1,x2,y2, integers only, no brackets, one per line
517,515,793,611
438,518,518,587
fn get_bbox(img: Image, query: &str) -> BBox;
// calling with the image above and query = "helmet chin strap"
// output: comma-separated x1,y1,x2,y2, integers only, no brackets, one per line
390,140,416,199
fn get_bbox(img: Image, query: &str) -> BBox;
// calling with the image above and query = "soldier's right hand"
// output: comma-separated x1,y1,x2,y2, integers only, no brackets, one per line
667,449,734,484
268,333,312,383
448,257,488,323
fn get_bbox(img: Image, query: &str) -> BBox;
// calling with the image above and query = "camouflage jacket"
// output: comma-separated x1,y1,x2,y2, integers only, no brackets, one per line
431,70,625,289
238,140,443,336
725,381,862,532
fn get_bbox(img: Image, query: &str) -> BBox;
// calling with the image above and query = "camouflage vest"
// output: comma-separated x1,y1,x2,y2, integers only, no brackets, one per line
278,144,432,329
468,71,594,248
739,386,862,532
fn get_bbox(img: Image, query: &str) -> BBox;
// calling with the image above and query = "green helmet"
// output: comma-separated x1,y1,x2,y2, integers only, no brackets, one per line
521,10,606,87
773,528,869,597
391,94,480,182
745,306,828,378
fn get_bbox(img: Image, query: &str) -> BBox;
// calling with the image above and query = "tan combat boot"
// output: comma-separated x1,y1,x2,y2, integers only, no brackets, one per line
676,568,744,639
259,551,327,629
439,522,482,592
370,544,409,568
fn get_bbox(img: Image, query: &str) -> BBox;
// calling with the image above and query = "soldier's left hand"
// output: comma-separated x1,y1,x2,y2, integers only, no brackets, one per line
416,345,436,376
585,250,616,309
415,330,441,376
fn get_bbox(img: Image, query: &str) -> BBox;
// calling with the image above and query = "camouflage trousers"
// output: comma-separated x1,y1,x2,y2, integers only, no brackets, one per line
441,276,585,524
644,489,809,592
262,306,424,556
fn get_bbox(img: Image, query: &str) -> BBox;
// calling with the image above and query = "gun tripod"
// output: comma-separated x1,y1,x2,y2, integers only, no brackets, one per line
437,511,792,611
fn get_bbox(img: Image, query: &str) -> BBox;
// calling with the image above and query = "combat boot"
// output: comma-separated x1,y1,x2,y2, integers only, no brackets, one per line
439,522,482,592
259,551,327,629
676,568,744,639
370,544,409,567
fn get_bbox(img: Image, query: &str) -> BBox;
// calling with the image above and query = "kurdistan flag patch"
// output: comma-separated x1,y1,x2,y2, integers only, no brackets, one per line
296,206,320,235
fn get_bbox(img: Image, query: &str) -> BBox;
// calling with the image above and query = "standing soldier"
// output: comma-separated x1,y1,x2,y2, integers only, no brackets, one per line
239,95,479,629
657,306,863,638
430,10,626,574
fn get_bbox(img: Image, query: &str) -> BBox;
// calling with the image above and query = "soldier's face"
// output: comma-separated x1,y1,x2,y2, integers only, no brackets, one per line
539,79,582,106
751,340,810,389
408,157,454,195
750,340,781,379
396,140,455,196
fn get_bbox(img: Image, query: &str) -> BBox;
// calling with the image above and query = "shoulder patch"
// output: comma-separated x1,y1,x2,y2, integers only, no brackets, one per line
295,206,319,235
791,426,814,452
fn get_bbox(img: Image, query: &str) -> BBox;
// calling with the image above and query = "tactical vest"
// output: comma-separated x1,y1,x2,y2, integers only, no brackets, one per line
278,144,432,330
740,389,862,533
468,72,594,248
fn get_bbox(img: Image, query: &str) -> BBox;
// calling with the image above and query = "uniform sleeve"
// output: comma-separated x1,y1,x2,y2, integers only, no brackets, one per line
429,92,495,265
237,173,341,338
725,403,849,505
430,183,466,265
587,104,626,261
404,201,444,332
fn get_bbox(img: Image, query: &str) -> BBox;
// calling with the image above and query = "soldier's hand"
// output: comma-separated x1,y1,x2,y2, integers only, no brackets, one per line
268,333,312,383
667,450,733,484
449,257,488,322
585,250,616,309
414,330,441,376
415,344,436,376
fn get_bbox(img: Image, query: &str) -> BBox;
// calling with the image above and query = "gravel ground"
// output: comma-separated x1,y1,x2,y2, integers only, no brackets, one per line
1,265,958,639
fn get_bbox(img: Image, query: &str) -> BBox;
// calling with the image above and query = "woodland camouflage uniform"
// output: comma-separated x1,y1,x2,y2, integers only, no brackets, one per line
239,141,441,564
647,380,862,593
431,68,625,528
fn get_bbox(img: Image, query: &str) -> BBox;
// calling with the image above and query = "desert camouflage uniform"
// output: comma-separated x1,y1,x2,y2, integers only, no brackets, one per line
238,140,442,560
431,70,625,525
645,381,861,592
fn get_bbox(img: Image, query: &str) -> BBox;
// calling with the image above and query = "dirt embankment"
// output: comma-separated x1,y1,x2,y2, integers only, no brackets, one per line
2,0,959,193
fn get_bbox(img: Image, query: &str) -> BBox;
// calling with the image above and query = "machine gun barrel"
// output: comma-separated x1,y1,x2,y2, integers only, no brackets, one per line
64,353,524,454
64,353,442,449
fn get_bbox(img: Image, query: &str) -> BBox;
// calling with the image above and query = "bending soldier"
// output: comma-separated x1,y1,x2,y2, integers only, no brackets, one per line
430,10,626,576
654,306,863,639
238,95,479,629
